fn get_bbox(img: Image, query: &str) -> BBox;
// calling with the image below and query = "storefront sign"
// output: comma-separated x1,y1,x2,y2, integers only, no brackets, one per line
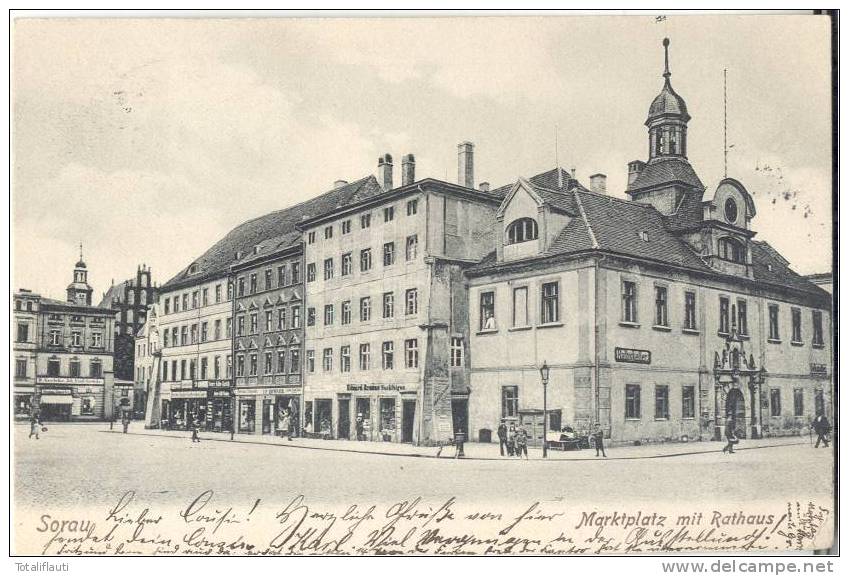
37,376,103,385
171,390,208,399
614,347,651,364
39,387,73,395
209,390,232,398
235,386,301,396
810,363,828,375
346,384,407,393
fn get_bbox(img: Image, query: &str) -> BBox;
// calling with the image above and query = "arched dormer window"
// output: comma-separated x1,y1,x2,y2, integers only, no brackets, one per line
506,218,539,245
718,237,745,264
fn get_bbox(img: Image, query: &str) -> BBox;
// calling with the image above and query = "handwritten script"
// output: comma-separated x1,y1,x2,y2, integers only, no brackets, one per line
21,491,832,555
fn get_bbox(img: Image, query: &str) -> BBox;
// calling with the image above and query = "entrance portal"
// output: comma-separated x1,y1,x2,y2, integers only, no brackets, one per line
401,400,416,443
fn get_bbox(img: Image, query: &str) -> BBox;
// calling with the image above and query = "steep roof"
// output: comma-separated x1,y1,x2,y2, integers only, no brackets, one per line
40,296,116,314
750,241,830,300
490,167,583,199
162,176,382,290
626,157,704,193
233,231,302,269
98,279,130,308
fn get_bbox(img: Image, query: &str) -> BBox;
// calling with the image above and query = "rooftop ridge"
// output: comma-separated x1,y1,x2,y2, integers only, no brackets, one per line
573,188,599,249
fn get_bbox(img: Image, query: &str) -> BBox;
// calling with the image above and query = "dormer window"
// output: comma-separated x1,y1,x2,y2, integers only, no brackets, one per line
718,237,745,264
506,218,538,245
188,263,198,275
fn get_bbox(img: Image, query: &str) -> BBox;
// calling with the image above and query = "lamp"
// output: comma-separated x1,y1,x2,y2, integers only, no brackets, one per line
540,361,550,458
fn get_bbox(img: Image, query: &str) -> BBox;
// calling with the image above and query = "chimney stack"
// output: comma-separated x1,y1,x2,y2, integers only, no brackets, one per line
479,182,490,193
378,153,394,190
333,179,348,189
589,173,607,194
401,154,416,186
628,160,646,187
457,141,474,188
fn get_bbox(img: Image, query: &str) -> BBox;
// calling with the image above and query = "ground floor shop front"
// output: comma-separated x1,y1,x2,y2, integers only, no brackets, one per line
17,377,112,421
160,380,234,432
234,386,302,436
304,389,420,443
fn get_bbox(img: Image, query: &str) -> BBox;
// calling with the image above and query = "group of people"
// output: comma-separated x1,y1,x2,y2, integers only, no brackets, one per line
722,413,832,454
496,421,530,458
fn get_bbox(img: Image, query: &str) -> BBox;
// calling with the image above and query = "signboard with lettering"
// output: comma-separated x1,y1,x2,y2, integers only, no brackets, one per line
614,347,652,364
37,377,104,385
810,363,828,375
171,390,207,399
40,388,73,395
345,384,407,393
235,386,302,396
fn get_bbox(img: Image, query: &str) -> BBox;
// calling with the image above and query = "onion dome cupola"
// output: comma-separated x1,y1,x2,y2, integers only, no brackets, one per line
646,38,690,160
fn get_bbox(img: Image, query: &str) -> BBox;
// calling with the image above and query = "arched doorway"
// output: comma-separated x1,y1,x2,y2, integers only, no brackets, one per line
725,388,747,439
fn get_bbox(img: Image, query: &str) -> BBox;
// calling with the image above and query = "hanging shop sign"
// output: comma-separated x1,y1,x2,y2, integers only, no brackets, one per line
614,347,652,365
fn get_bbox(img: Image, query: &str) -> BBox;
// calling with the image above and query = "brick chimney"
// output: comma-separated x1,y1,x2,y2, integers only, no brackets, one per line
333,179,348,189
457,141,474,188
589,173,607,194
479,181,490,193
378,153,394,190
628,160,646,187
401,154,415,186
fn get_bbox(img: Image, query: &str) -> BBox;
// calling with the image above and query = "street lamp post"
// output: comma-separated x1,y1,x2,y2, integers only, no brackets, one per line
540,361,550,458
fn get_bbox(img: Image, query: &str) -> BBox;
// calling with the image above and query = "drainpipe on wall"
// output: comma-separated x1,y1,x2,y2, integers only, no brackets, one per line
594,255,606,431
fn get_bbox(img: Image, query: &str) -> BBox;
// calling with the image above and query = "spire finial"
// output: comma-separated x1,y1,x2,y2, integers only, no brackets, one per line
662,37,671,79
79,242,84,262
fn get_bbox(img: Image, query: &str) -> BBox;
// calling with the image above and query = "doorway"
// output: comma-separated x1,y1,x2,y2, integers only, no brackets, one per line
726,388,747,439
518,410,545,446
315,399,332,437
451,398,468,439
401,400,416,443
338,398,350,439
356,397,371,441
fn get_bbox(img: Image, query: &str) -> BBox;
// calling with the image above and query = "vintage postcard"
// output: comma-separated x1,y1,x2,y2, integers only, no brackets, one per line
10,11,837,558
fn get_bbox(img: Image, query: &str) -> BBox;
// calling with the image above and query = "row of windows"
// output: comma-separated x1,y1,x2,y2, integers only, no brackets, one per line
624,384,696,420
236,306,301,336
236,263,302,299
306,200,419,244
235,349,302,376
307,235,419,282
14,300,35,311
41,357,103,378
307,289,418,328
163,355,233,382
478,281,826,347
163,282,233,315
162,318,232,348
299,338,424,374
45,329,104,348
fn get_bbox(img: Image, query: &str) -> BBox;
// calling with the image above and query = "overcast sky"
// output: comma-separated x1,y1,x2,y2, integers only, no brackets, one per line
12,14,833,300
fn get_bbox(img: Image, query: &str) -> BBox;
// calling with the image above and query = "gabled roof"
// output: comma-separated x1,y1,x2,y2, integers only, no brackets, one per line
162,176,382,291
626,157,704,193
751,241,830,300
233,231,302,269
490,167,583,198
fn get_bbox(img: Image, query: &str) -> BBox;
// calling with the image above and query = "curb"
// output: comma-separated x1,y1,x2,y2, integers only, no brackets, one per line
100,429,807,462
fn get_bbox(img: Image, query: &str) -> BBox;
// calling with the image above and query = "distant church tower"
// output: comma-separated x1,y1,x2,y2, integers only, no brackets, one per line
66,244,93,305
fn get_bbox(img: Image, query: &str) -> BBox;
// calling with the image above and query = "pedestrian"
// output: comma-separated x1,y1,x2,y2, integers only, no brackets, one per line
355,414,364,441
280,409,293,441
812,413,831,448
507,423,517,457
593,423,607,458
514,424,529,459
497,420,508,457
191,418,201,443
122,414,130,434
722,417,738,454
29,414,40,440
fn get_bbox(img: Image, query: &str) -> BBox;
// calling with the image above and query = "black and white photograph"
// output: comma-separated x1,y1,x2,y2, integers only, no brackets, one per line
8,9,839,563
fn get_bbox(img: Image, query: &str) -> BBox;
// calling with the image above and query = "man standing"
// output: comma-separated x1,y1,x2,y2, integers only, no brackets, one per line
280,409,293,441
355,414,364,441
722,417,738,454
514,424,529,459
593,423,607,458
29,413,40,440
812,412,831,448
191,417,201,443
497,420,508,457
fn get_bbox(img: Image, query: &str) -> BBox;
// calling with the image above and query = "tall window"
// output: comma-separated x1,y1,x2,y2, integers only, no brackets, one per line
324,225,333,240
382,341,394,369
341,220,351,235
250,313,258,334
360,297,372,322
406,235,418,261
684,291,697,330
291,306,301,328
341,301,351,325
278,265,286,287
512,286,529,327
277,309,286,330
383,292,394,318
654,286,668,327
360,248,372,272
718,237,745,263
770,388,781,417
506,218,538,244
50,329,61,346
383,242,395,267
405,339,419,368
15,359,26,378
324,304,334,325
47,358,60,376
407,199,418,215
307,307,316,327
341,253,353,276
541,282,559,324
719,297,730,334
794,389,804,417
71,331,82,347
277,350,286,373
249,353,258,376
307,263,316,282
201,322,209,342
215,285,222,303
359,343,371,370
92,333,102,348
324,258,334,280
290,349,300,373
322,348,333,372
264,311,272,332
236,355,245,377
791,308,802,343
214,356,221,379
361,213,371,229
682,386,695,418
214,319,222,340
306,350,315,373
340,346,351,372
812,310,824,347
16,323,29,342
164,298,171,314
625,384,641,419
91,359,102,377
291,262,301,284
501,386,519,419
69,359,81,377
190,324,198,344
249,274,257,294
768,304,780,341
451,337,463,367
737,299,748,335
480,291,496,330
622,281,637,323
237,278,245,297
384,206,395,222
405,289,418,315
264,269,273,290
307,231,316,244
654,385,669,419
226,318,232,338
181,326,188,345
192,291,199,308
201,357,209,379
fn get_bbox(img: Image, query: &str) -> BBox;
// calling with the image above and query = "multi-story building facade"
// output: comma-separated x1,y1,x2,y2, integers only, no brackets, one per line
300,150,501,444
465,39,832,446
231,232,305,435
13,257,116,421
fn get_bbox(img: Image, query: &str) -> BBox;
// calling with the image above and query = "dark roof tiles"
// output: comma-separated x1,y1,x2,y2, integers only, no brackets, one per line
627,157,704,192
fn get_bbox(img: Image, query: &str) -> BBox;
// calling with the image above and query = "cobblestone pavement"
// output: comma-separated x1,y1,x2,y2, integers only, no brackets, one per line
14,423,834,511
